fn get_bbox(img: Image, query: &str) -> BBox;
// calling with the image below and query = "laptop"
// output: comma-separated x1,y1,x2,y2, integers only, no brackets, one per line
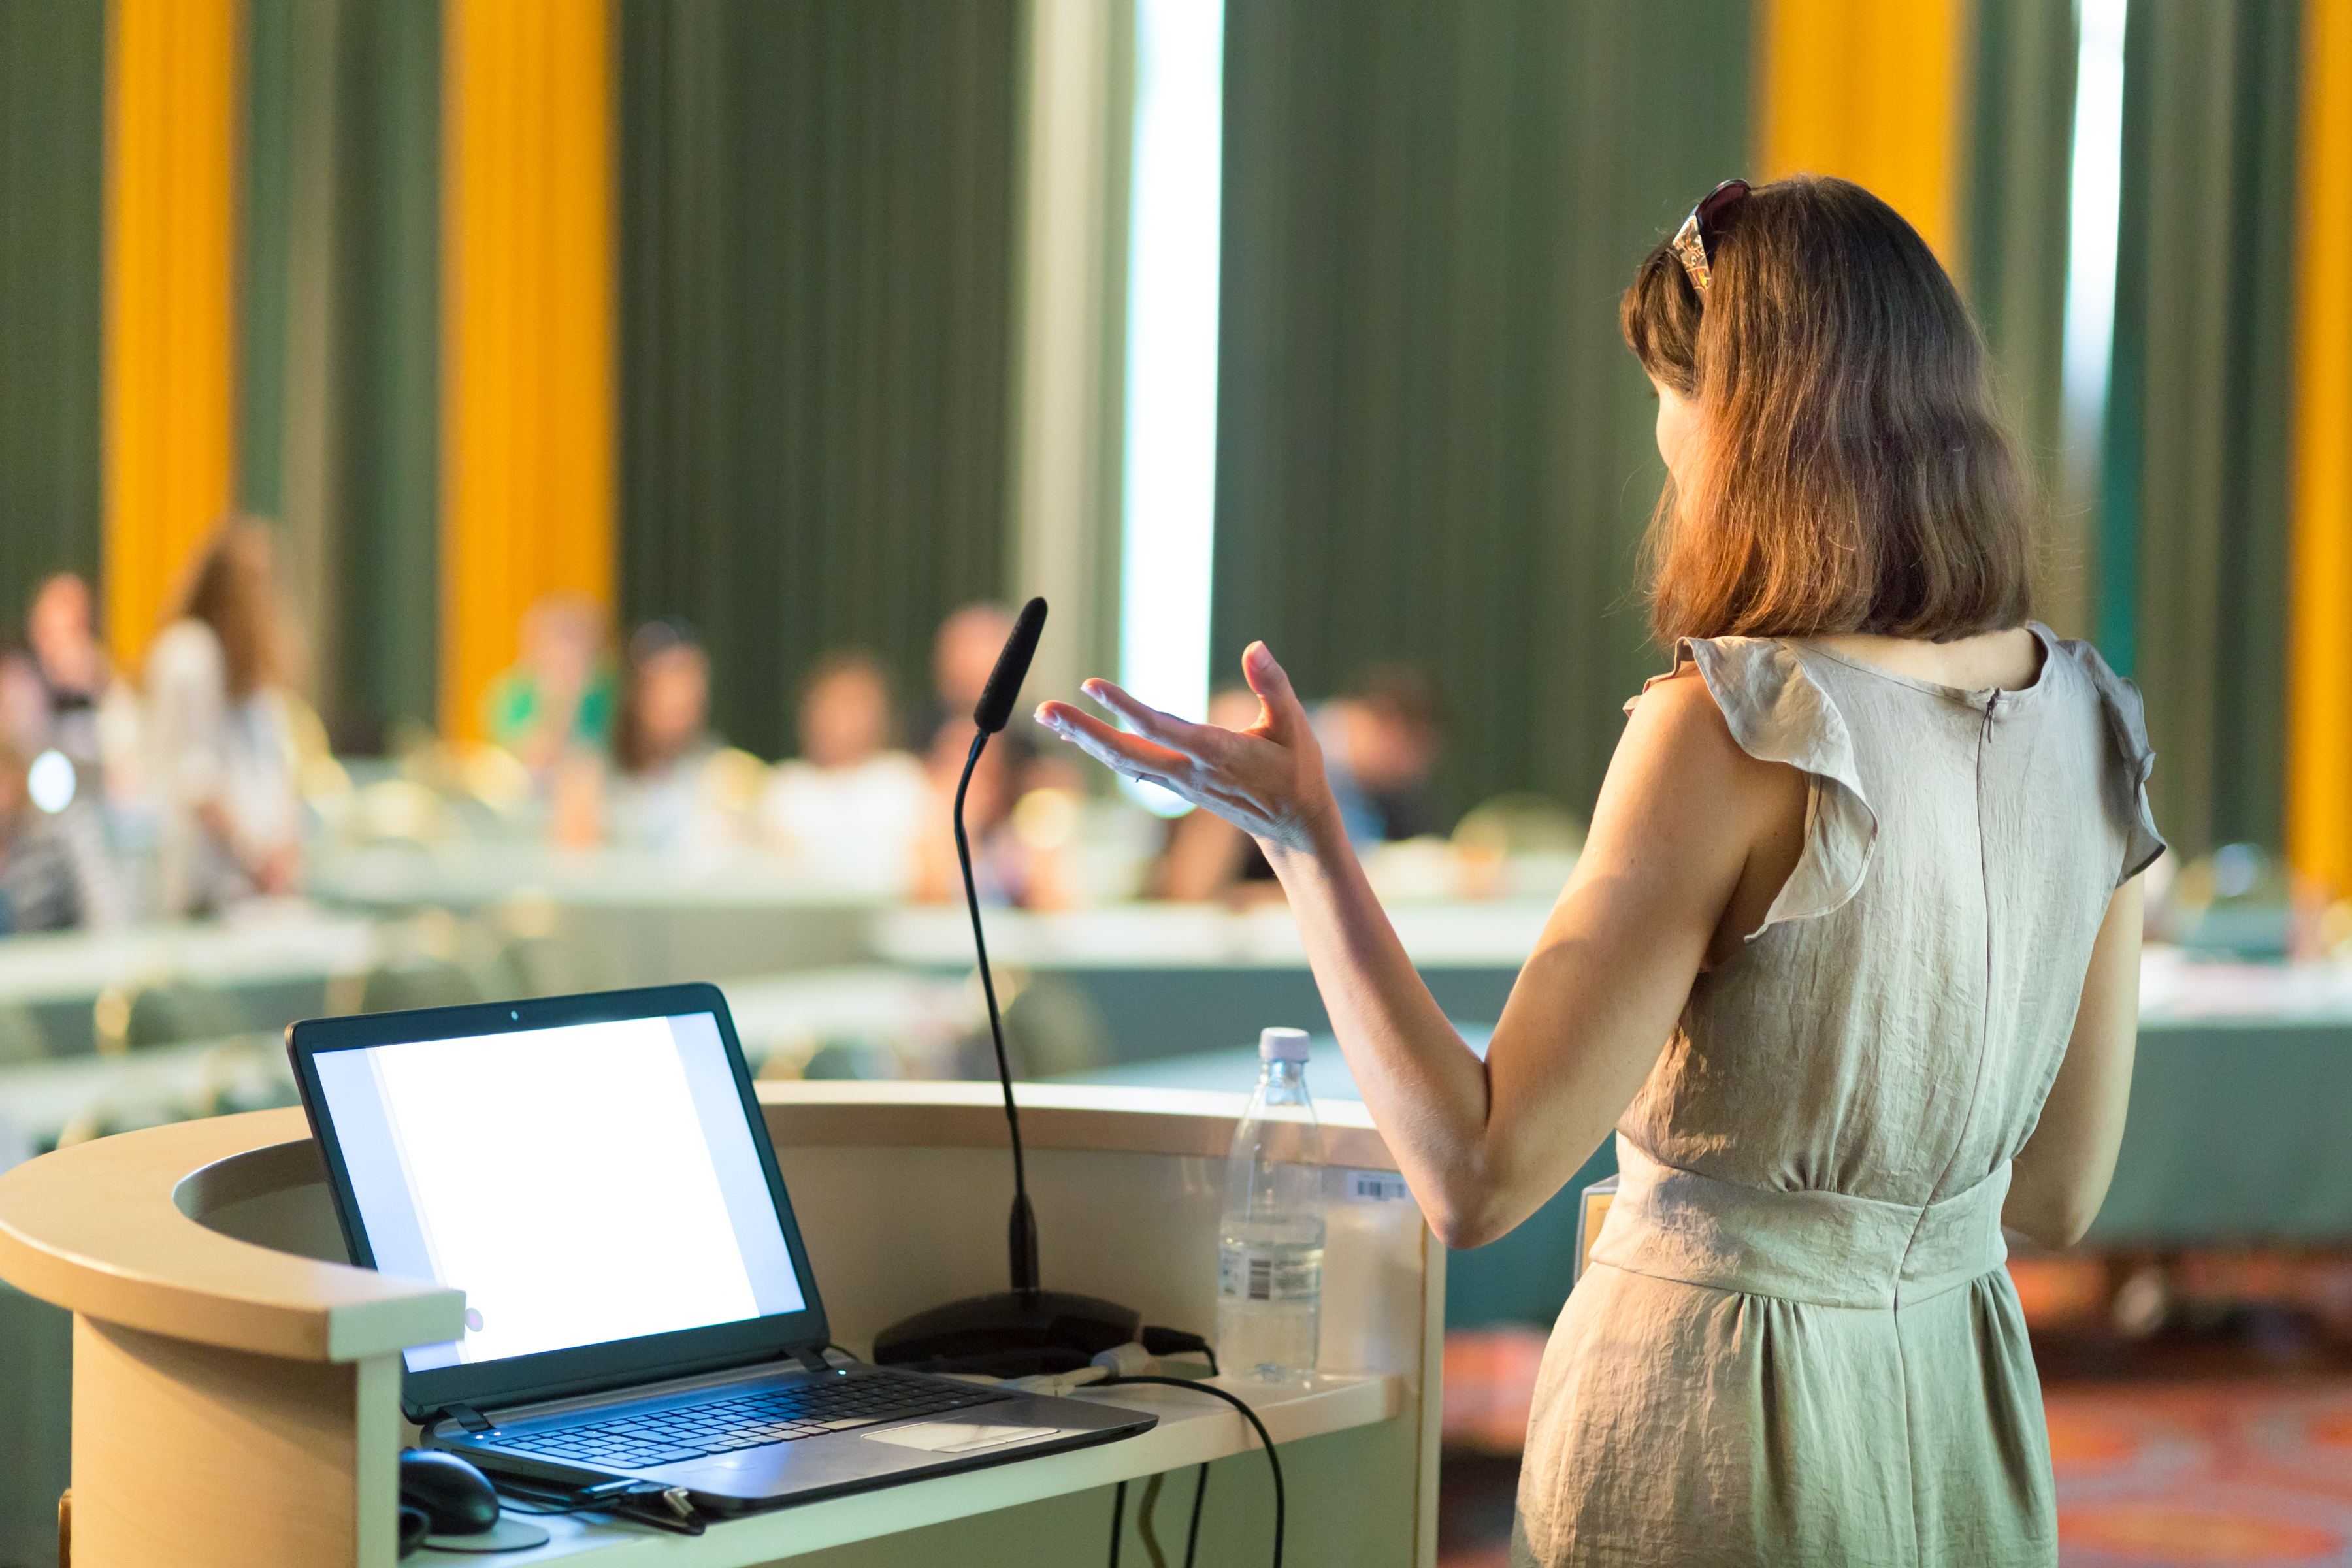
287,982,1154,1515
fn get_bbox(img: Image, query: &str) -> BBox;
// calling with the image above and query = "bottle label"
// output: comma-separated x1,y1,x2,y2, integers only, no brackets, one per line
1218,1242,1324,1303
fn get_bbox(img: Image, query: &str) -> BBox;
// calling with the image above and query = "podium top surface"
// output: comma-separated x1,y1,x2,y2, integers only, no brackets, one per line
0,1081,1399,1365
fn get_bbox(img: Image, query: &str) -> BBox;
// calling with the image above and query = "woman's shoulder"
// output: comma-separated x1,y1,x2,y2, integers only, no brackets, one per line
2029,625,2165,883
1629,636,1876,931
2033,626,2150,746
1628,636,1859,783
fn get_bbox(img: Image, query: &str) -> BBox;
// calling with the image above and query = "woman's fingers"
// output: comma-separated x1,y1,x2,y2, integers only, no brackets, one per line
1033,701,1192,783
1075,679,1217,758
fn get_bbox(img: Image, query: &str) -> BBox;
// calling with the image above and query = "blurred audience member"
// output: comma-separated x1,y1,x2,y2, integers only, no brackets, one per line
919,602,1082,798
1326,664,1447,844
486,593,615,771
760,651,929,895
0,738,82,932
915,602,1017,748
146,520,303,917
0,576,143,926
25,574,111,760
608,620,731,851
911,715,1077,909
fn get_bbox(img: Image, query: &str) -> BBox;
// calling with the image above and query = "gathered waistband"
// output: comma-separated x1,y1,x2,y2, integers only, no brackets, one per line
1586,1135,2010,1310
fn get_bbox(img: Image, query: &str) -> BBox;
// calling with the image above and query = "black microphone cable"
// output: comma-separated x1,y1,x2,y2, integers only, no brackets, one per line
1184,1461,1209,1568
1097,1375,1284,1568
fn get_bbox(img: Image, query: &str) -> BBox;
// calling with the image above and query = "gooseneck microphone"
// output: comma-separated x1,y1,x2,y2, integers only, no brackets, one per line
871,597,1142,1374
972,596,1047,736
962,596,1045,1294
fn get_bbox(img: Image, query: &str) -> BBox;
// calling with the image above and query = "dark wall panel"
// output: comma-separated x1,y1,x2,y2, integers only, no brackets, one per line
1211,0,1752,825
0,1,104,634
619,0,1021,760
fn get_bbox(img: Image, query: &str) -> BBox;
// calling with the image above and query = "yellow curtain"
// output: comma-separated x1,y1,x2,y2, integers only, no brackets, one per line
439,0,614,742
2291,0,2352,896
1754,0,1967,265
105,0,238,672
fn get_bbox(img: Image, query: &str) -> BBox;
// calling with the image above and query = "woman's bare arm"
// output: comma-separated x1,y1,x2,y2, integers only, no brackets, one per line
2003,877,2144,1249
1037,642,1798,1248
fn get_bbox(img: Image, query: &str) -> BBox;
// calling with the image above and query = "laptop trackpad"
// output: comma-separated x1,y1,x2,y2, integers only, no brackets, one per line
862,1422,1078,1456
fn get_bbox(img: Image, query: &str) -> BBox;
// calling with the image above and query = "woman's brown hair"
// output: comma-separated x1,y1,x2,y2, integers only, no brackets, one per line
1621,176,2033,645
173,517,288,699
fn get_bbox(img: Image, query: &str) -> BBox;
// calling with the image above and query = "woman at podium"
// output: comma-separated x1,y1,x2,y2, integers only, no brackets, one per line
1039,176,2159,1566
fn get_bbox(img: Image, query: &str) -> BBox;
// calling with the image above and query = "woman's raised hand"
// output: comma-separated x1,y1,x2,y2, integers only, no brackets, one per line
1034,642,1339,855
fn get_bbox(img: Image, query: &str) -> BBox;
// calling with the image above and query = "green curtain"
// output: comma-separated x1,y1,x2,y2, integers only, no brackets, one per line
2103,0,2301,858
617,0,1022,760
1964,0,2080,632
0,1,103,640
240,0,440,752
1210,0,1752,826
241,0,295,525
326,0,440,749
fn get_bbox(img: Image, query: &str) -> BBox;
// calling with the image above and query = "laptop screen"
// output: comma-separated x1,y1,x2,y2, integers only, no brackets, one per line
310,1009,808,1375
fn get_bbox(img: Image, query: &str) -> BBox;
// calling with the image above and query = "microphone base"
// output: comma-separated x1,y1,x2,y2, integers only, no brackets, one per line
870,1290,1143,1379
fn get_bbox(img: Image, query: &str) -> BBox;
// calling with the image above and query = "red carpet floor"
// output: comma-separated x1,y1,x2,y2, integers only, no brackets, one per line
1437,1330,2352,1566
2047,1381,2352,1567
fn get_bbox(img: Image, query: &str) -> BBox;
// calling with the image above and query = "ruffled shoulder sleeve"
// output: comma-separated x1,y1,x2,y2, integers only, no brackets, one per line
1625,636,1880,936
2049,630,2166,886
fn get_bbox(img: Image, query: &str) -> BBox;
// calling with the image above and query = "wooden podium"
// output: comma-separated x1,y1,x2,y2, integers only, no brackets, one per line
0,1082,1443,1567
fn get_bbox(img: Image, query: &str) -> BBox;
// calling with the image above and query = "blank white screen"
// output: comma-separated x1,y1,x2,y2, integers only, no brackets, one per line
367,1017,768,1364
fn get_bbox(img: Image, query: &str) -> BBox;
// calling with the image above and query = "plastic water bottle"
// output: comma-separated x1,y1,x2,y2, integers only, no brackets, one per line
1217,1028,1326,1382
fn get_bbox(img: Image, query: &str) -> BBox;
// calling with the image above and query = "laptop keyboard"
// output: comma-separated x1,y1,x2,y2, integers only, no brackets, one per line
492,1369,1015,1471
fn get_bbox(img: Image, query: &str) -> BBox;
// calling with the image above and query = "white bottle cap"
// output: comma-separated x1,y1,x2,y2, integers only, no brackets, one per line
1259,1027,1311,1063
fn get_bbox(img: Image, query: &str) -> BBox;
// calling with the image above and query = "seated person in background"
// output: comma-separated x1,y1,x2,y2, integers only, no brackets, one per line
0,703,124,934
0,736,82,932
1326,664,1448,843
917,600,1090,798
485,593,615,772
912,602,1017,751
911,712,1078,910
606,620,734,851
146,519,304,917
1155,666,1448,903
760,651,930,896
0,576,138,927
26,574,115,765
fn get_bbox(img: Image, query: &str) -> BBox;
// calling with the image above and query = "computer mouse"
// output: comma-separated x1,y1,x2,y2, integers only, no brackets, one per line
399,1448,499,1535
398,1504,431,1557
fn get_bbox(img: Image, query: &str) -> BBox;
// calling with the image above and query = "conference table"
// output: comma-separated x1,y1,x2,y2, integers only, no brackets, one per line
0,910,376,1059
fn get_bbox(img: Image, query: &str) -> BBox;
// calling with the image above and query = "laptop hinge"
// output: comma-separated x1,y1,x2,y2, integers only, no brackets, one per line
789,1343,835,1377
438,1403,496,1434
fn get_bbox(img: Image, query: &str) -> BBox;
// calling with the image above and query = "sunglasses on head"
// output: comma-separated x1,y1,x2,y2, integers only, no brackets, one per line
1669,179,1750,298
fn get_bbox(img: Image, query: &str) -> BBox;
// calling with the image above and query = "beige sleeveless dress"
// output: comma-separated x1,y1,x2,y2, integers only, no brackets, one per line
1511,624,2164,1567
